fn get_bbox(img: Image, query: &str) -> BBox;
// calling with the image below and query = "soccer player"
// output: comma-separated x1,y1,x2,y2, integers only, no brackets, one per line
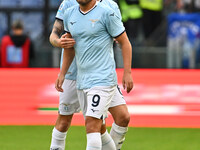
50,0,132,150
55,0,133,149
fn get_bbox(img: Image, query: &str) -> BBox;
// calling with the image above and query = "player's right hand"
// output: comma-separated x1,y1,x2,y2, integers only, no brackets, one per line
55,74,65,92
60,33,76,49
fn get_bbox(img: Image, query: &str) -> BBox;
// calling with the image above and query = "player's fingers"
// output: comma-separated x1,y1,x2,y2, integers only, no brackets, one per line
131,81,134,89
122,80,126,90
61,33,68,38
63,38,75,41
126,82,130,93
55,79,60,91
126,85,131,93
57,86,63,92
58,79,64,92
127,81,133,93
58,80,63,89
61,42,75,46
61,42,75,47
61,36,74,41
61,41,75,47
56,86,63,92
55,79,63,92
114,39,119,44
61,39,75,44
61,43,75,48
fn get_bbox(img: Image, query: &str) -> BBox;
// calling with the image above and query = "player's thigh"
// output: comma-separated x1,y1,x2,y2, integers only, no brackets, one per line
85,116,103,133
109,104,129,120
109,85,130,126
59,79,80,115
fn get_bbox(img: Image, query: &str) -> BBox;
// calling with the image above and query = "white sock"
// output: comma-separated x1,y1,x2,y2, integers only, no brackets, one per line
101,130,116,150
50,127,67,150
110,123,128,150
87,132,102,150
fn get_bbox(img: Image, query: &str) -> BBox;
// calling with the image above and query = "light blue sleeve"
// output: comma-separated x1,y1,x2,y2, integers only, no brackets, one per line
56,0,72,20
108,0,122,20
55,0,65,20
63,10,69,32
113,4,122,20
104,9,125,38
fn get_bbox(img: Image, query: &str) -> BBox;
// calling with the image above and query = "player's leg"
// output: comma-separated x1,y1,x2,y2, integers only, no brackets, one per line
109,85,130,150
85,116,103,150
50,114,73,150
109,105,130,150
78,86,116,150
50,79,80,150
101,124,116,150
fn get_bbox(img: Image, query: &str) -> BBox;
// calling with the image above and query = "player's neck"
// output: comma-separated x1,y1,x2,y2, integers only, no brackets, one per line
79,0,96,13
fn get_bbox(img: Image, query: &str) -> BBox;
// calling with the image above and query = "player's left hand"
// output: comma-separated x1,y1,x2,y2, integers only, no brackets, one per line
60,33,75,49
122,72,134,93
55,74,65,92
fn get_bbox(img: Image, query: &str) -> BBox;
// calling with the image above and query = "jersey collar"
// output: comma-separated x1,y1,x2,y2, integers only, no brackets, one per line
79,1,99,15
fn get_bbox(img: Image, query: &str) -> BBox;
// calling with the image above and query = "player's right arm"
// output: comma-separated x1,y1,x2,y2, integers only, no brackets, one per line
55,33,75,92
50,0,76,48
49,19,64,48
49,19,75,49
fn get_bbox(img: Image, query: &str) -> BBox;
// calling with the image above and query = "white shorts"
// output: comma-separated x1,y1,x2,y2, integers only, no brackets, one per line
59,79,80,115
110,85,126,108
77,86,122,120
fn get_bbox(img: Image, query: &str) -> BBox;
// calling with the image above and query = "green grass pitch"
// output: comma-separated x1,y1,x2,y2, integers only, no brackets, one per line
0,126,200,150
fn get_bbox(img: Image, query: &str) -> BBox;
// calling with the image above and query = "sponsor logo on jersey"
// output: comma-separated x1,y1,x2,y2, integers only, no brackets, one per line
110,13,115,16
70,21,76,25
91,109,99,113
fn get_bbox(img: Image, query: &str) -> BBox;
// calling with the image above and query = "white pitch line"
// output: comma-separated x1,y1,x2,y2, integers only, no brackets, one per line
38,105,200,116
127,105,183,115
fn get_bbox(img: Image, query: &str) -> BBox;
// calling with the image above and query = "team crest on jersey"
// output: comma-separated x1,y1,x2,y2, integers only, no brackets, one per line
90,19,99,27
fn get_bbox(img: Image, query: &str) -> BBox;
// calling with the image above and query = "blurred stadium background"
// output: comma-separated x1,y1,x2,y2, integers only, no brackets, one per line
0,0,200,150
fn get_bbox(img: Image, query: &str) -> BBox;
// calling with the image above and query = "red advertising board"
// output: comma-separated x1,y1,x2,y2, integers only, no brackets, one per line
0,68,200,128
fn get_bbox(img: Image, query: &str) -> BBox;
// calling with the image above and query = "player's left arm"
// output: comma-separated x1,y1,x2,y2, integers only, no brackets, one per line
105,8,133,93
115,32,133,93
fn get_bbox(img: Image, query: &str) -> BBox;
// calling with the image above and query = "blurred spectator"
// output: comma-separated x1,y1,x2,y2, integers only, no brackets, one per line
166,0,200,12
0,20,34,67
179,0,200,12
167,2,200,69
140,0,163,39
119,0,143,44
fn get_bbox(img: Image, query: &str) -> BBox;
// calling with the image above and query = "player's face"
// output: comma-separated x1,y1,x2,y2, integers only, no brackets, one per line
76,0,92,6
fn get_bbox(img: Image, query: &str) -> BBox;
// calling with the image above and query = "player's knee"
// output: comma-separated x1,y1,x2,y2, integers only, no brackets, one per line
117,113,130,127
56,120,70,132
123,113,130,126
85,117,102,133
55,115,73,132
